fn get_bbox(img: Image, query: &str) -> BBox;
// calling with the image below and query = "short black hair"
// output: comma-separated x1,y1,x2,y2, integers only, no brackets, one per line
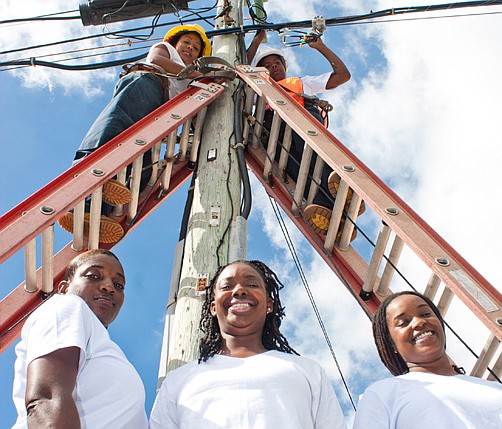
63,249,121,284
198,260,298,362
167,30,205,58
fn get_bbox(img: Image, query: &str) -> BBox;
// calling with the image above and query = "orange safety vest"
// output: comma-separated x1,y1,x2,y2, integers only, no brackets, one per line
277,77,305,107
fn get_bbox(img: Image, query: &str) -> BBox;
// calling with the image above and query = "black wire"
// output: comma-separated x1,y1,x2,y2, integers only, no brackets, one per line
0,9,79,25
0,53,148,71
267,195,357,410
2,1,501,71
0,13,214,56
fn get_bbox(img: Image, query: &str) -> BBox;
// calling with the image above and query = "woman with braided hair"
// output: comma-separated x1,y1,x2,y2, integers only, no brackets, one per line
150,260,347,428
353,291,502,428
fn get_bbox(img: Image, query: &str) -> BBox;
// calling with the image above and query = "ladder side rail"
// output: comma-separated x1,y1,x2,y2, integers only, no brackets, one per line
245,147,381,318
0,162,193,354
237,67,502,340
0,244,78,352
0,82,225,265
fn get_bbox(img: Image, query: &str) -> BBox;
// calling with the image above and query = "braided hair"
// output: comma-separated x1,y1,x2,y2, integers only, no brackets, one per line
199,260,298,362
372,291,445,376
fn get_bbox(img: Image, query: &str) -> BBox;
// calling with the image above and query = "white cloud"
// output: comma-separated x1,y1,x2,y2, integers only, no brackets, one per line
254,0,502,402
0,0,120,97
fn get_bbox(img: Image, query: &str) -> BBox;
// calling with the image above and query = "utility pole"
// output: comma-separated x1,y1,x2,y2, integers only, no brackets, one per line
157,0,245,382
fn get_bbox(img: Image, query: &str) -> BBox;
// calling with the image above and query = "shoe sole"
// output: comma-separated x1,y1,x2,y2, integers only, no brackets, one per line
304,204,357,241
102,179,132,206
58,212,124,244
304,204,332,235
327,172,366,216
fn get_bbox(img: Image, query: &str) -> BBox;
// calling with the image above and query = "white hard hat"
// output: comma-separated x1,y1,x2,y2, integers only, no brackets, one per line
254,49,288,72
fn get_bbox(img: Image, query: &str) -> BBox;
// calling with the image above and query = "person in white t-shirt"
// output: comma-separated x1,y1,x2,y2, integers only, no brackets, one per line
248,30,353,236
12,249,148,429
150,260,347,429
353,291,502,429
58,24,211,244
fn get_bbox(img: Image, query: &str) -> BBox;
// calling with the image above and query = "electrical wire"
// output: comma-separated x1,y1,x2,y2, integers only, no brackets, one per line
2,1,501,67
0,10,79,25
267,195,357,410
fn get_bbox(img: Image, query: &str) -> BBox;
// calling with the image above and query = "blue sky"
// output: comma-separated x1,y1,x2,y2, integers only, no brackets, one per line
1,1,502,426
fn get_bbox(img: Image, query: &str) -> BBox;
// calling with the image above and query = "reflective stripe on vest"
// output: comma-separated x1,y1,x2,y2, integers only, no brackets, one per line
277,77,304,107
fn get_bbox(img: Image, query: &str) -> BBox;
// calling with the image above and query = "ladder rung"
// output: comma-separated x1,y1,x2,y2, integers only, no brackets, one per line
487,350,502,381
251,97,266,149
277,125,293,174
376,235,404,295
41,226,54,294
437,287,454,316
324,179,350,252
24,239,37,293
338,193,365,252
292,144,314,217
263,111,282,182
470,334,500,378
178,118,193,160
424,272,442,301
362,221,392,297
307,156,324,205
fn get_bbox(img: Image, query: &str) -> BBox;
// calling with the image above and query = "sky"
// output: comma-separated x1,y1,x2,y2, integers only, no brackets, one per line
1,0,502,426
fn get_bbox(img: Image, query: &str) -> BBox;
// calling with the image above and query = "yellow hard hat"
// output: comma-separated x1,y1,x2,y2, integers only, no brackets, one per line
163,24,211,57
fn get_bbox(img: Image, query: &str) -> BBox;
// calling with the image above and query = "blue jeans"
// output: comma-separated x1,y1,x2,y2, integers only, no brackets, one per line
74,72,165,214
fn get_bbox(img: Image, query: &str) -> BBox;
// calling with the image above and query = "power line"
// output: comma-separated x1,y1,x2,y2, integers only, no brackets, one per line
268,196,357,411
0,10,79,25
1,1,501,70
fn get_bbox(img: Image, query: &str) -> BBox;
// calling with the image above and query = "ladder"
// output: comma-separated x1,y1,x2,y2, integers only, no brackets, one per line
1,68,500,381
235,65,502,380
0,80,225,352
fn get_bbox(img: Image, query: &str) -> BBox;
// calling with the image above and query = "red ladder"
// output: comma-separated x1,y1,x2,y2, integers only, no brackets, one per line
235,65,502,380
0,80,225,353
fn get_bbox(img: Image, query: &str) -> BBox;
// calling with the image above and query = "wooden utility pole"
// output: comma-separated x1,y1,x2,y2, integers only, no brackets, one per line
158,0,245,381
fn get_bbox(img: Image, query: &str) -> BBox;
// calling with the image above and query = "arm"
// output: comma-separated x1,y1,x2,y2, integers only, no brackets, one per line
26,347,81,429
246,30,266,64
353,389,391,429
314,368,348,429
149,380,178,428
148,44,201,79
307,37,351,90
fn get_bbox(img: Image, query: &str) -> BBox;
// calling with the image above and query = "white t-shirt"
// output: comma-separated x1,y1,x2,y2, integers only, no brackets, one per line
150,350,347,429
353,371,502,429
301,72,333,95
146,42,192,99
12,294,148,429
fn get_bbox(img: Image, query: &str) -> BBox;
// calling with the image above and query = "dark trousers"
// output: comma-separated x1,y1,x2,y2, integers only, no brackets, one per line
263,104,333,208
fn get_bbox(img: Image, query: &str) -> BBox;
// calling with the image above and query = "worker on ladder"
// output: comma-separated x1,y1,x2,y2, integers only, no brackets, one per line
248,30,352,236
58,24,211,244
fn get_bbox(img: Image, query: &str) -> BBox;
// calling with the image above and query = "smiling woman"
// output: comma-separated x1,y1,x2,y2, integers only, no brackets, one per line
11,249,148,429
353,291,502,429
149,260,348,429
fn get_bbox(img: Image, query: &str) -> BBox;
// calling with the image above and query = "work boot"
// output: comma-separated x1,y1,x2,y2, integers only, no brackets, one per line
327,172,366,216
58,212,124,244
304,204,357,241
102,179,132,206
